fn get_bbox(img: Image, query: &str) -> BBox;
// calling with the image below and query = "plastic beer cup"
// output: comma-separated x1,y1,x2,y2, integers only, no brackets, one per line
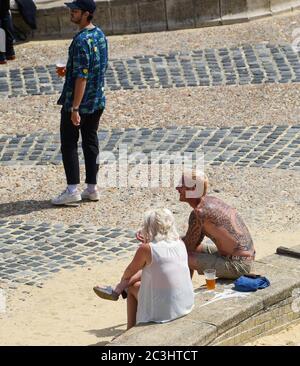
56,60,66,77
204,269,216,290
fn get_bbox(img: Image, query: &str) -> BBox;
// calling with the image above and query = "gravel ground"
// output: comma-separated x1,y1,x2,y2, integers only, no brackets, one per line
0,165,299,236
1,9,300,69
1,83,300,135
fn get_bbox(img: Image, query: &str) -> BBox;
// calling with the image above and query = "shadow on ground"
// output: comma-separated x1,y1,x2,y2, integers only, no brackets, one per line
86,323,126,346
0,199,76,218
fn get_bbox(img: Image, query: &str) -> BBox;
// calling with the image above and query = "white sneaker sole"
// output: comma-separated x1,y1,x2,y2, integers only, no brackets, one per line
81,198,100,202
51,198,82,207
63,201,81,207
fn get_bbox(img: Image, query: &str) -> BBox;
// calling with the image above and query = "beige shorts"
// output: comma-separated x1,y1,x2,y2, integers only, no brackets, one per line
195,242,253,280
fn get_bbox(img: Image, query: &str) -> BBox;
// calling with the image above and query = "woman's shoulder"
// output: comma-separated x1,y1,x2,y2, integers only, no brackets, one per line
150,239,186,252
152,238,184,245
135,243,152,264
138,242,152,252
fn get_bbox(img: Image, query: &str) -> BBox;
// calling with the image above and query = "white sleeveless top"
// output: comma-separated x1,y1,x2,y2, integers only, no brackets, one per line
136,239,194,324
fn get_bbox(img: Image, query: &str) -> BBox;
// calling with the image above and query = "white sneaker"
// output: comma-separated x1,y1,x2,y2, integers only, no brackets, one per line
81,188,100,201
51,189,82,206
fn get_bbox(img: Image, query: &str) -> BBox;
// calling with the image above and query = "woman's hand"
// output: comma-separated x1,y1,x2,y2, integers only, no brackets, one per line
136,230,145,243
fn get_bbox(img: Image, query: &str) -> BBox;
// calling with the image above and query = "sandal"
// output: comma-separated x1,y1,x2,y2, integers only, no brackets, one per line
93,285,119,301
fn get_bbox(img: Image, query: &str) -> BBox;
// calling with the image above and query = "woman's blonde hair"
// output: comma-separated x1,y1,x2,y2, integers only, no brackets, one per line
141,208,179,243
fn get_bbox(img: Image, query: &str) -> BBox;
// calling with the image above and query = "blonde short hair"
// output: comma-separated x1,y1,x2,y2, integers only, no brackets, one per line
182,169,209,198
141,208,179,243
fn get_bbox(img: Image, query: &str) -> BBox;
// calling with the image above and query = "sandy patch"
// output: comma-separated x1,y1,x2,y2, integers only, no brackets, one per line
0,258,128,346
247,323,300,346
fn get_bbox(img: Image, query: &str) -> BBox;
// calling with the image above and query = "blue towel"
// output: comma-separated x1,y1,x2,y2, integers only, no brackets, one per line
234,275,270,292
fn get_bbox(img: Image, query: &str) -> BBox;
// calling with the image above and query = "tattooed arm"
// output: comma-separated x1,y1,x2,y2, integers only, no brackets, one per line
182,210,205,252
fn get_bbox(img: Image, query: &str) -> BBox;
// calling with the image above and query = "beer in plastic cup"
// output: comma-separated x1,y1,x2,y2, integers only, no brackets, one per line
204,269,216,290
56,60,66,77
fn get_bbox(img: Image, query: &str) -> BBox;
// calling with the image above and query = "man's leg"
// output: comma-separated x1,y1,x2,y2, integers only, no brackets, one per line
60,109,80,185
188,242,218,278
1,11,15,60
0,17,7,63
52,110,82,205
80,109,103,186
51,109,82,205
189,241,253,279
189,251,252,279
5,11,15,59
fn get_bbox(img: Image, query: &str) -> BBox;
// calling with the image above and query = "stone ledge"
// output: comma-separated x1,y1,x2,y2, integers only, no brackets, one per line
212,296,299,345
109,245,300,346
11,0,300,38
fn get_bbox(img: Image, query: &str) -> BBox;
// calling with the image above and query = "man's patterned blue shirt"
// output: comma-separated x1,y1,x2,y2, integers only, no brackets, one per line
58,27,108,114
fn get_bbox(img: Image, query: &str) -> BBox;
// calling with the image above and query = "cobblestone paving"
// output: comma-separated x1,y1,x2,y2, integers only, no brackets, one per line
0,125,299,170
0,219,137,287
1,44,300,97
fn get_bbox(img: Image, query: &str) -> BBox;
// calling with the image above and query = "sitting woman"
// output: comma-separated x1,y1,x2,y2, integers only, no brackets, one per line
94,208,195,330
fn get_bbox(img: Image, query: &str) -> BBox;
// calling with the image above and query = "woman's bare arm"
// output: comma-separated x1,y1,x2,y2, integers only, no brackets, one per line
121,243,151,281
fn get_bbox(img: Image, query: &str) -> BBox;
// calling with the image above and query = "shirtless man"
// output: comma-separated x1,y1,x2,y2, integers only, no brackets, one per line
176,170,255,279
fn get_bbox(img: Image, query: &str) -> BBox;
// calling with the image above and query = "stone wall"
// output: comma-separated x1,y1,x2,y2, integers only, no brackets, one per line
11,0,300,39
211,295,300,345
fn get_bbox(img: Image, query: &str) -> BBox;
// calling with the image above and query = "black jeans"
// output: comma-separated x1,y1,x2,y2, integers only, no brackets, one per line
0,10,15,61
60,108,103,185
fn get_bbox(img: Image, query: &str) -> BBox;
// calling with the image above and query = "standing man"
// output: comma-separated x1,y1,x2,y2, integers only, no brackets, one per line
0,0,16,64
52,0,108,206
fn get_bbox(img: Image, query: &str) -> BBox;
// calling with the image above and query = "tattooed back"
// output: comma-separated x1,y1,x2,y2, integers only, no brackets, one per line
189,196,254,257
